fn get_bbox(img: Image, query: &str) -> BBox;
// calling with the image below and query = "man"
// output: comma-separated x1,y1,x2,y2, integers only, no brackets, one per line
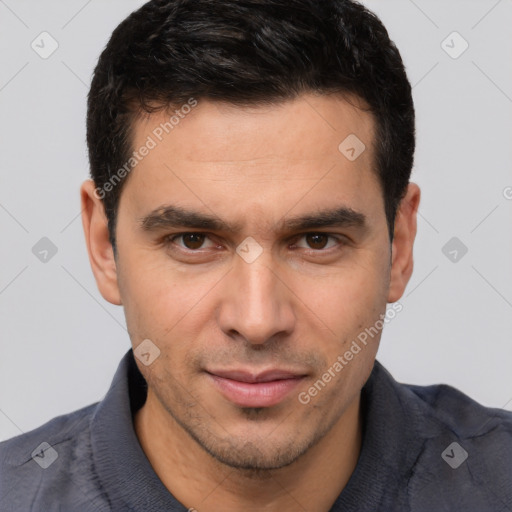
1,0,511,510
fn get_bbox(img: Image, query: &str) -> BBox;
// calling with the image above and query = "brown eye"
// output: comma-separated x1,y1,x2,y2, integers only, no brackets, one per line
181,233,206,250
305,233,329,250
293,233,342,252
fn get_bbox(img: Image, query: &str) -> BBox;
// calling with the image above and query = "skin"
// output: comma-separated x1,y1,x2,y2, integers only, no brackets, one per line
81,92,420,512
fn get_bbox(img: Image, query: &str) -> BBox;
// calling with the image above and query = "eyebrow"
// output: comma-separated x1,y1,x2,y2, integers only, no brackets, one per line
140,204,367,233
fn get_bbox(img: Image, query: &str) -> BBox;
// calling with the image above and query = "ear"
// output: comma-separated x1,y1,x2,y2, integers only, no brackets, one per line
80,180,122,305
387,183,421,303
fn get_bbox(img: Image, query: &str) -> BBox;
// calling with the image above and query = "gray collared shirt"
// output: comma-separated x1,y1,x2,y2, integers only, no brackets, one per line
1,350,511,511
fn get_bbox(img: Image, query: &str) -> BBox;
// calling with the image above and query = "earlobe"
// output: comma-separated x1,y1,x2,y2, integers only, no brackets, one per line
80,180,122,305
387,183,421,303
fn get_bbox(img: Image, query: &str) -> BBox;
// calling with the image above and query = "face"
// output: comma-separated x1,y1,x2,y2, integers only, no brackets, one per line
83,93,417,471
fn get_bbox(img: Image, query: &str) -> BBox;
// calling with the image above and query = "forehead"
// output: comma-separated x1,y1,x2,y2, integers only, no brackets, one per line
121,93,383,230
133,93,374,168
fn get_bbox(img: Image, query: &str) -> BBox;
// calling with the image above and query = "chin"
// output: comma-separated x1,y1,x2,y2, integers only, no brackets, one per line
184,419,318,472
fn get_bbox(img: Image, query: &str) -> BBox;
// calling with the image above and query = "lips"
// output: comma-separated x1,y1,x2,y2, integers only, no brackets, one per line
206,368,306,408
210,369,302,383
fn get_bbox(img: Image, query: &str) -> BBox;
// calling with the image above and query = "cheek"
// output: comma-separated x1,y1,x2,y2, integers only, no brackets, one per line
118,252,223,349
294,250,388,336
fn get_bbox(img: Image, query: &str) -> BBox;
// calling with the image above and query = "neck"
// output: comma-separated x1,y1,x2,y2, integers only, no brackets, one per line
134,391,362,512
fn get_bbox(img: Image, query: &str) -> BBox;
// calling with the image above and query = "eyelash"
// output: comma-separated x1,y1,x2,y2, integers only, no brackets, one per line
164,232,346,254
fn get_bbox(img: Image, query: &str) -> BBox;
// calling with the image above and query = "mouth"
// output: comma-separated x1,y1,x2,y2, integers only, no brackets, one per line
205,368,307,408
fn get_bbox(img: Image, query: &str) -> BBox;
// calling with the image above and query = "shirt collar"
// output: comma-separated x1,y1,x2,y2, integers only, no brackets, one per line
90,349,186,511
330,360,430,510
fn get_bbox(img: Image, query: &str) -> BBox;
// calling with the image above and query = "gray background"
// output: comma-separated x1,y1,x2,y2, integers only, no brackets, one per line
1,0,511,441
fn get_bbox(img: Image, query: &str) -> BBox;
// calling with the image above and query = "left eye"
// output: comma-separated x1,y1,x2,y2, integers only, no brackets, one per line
293,233,340,251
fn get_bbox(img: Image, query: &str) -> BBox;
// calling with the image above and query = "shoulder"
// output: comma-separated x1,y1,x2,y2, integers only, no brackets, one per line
0,402,95,465
374,361,512,439
385,367,512,509
0,403,109,511
407,379,512,434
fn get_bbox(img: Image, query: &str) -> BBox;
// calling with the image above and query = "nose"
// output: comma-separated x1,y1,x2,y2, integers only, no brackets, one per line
217,249,296,346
